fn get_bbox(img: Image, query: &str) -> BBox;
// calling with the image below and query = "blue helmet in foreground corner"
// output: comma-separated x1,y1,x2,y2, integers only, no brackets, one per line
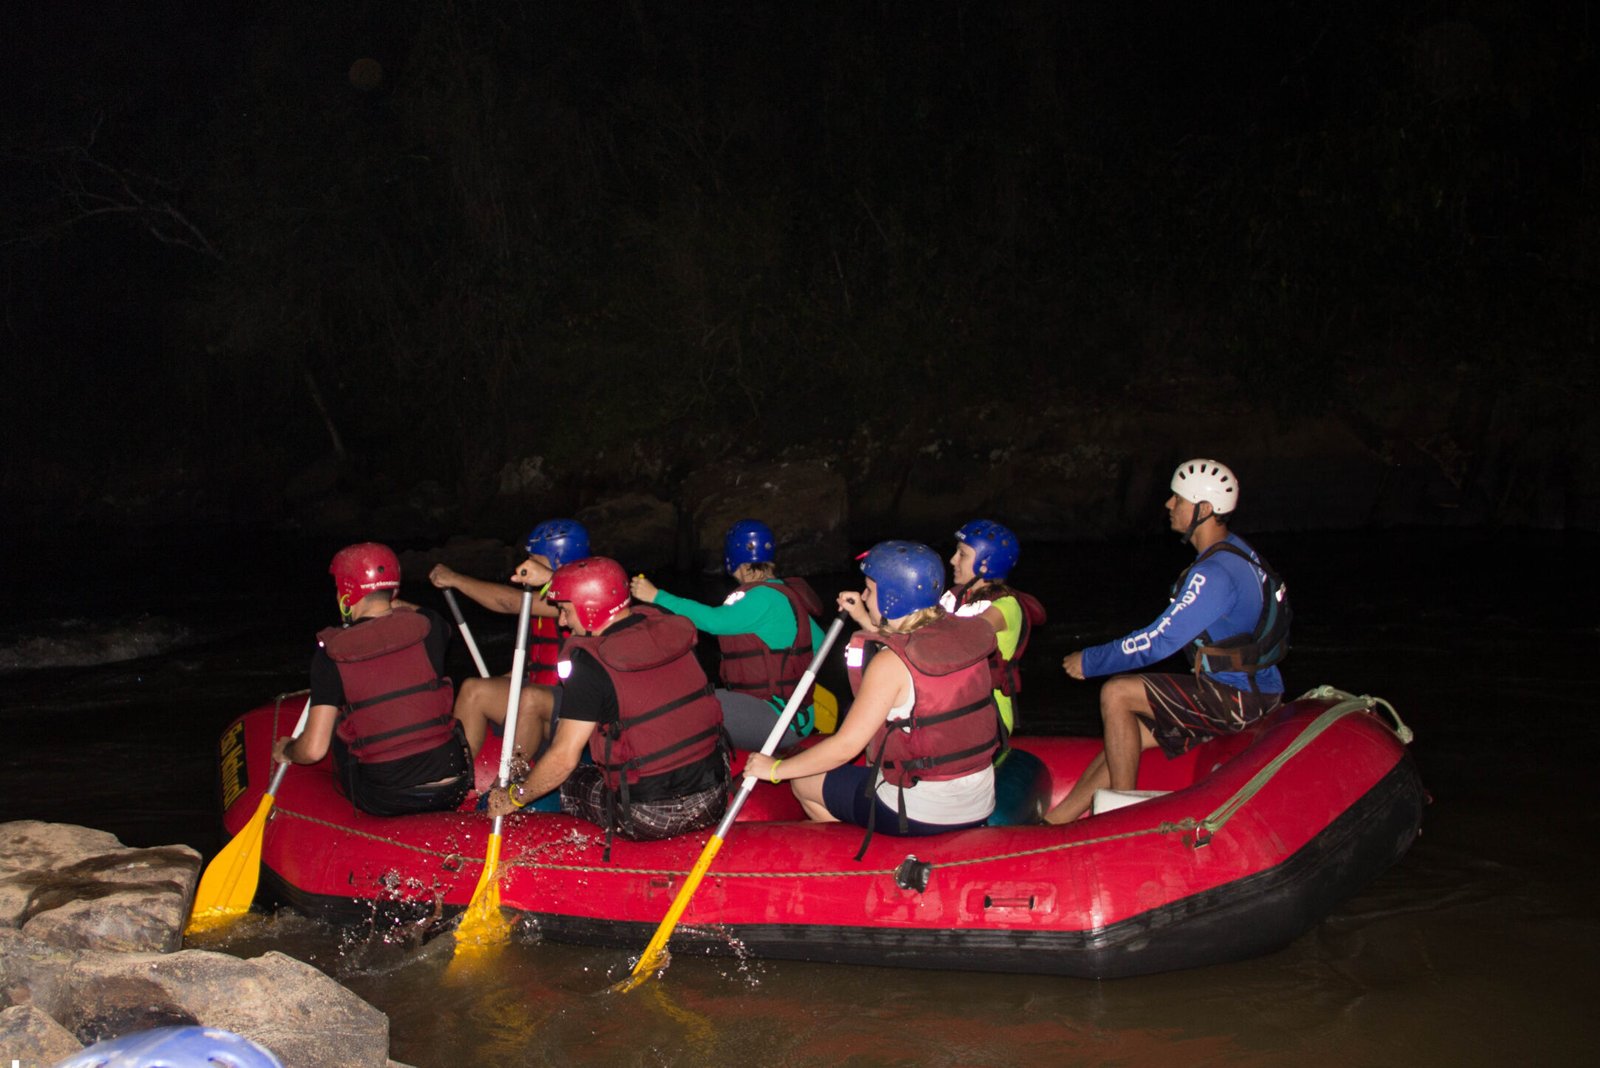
51,1025,284,1068
860,540,944,619
955,519,1020,580
525,518,590,568
723,518,776,574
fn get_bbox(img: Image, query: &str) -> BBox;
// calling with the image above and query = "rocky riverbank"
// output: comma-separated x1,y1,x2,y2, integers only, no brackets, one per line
395,395,1600,588
9,383,1598,551
0,821,409,1068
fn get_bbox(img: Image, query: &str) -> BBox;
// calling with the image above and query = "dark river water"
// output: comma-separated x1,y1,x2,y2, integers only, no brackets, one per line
3,524,1597,1066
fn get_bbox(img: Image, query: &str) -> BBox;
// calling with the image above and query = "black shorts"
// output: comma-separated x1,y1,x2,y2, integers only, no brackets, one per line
337,720,474,817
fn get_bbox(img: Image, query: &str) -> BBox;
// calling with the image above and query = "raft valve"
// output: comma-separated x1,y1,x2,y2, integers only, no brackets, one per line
895,855,933,893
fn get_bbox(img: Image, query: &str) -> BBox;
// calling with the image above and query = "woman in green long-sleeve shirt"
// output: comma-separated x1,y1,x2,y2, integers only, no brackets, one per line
629,519,826,751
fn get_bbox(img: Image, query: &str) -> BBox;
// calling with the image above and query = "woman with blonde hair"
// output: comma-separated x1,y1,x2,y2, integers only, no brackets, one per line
745,541,1001,847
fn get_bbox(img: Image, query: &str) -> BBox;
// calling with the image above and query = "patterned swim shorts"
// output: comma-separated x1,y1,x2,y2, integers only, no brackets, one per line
559,764,728,841
1136,673,1283,759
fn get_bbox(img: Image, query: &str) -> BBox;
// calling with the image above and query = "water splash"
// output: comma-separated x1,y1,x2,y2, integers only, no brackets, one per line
0,614,195,673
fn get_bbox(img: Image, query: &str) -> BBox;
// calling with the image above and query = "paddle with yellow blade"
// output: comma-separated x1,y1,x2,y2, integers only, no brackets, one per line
613,613,848,992
453,583,535,952
185,695,311,935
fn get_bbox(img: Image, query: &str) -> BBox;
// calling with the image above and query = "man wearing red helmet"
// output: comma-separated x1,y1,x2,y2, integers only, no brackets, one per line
486,557,729,851
273,543,473,816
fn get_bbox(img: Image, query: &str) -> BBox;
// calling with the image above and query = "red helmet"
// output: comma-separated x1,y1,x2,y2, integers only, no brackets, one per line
330,542,401,617
546,556,629,632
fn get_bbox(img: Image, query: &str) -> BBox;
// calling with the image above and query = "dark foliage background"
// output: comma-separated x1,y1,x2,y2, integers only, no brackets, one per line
3,1,1594,528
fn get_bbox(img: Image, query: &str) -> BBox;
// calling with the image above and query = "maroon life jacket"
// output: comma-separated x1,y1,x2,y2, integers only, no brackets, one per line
562,613,723,793
524,615,562,688
946,582,1047,698
847,614,1001,789
321,612,455,764
716,578,824,704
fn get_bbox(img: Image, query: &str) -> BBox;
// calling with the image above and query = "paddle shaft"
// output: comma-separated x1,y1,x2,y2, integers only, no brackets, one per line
713,613,848,838
485,585,535,837
453,585,537,951
496,586,535,787
263,697,314,797
442,587,491,679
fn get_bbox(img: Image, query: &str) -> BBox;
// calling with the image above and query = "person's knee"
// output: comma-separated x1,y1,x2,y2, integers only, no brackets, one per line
521,685,554,717
791,774,823,808
467,678,516,721
796,789,832,822
1100,677,1148,720
456,677,490,712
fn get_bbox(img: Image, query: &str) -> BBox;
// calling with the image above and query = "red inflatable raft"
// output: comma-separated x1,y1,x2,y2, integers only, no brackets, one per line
206,687,1423,978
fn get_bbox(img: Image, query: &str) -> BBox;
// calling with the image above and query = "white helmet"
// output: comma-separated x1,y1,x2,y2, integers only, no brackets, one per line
1170,459,1239,515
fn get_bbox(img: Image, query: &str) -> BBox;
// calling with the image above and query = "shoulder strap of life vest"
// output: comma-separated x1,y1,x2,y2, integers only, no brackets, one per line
1184,541,1292,688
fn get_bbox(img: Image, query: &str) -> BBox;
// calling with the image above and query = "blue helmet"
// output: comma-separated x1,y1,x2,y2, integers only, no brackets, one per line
954,519,1020,580
723,519,776,575
524,519,590,568
860,540,944,619
50,1026,284,1068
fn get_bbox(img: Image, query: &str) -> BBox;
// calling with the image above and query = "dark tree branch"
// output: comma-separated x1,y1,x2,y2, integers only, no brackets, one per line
2,116,222,260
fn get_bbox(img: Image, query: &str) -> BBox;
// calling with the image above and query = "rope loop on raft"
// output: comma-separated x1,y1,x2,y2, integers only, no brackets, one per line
1196,685,1414,840
1297,683,1414,745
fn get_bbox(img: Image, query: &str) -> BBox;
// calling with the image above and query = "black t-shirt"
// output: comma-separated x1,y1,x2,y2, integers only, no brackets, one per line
560,613,726,800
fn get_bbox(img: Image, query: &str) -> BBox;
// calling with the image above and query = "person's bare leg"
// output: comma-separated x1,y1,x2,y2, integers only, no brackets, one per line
507,685,555,763
1101,676,1152,791
1043,750,1109,824
1043,676,1161,823
452,676,511,758
791,774,838,822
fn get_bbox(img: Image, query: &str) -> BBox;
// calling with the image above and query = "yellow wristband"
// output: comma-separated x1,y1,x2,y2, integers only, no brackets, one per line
769,759,784,785
507,784,528,809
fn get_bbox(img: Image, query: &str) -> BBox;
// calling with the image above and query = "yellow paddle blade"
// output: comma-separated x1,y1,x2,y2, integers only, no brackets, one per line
185,793,275,936
454,831,512,952
812,683,840,734
611,833,725,993
640,982,717,1046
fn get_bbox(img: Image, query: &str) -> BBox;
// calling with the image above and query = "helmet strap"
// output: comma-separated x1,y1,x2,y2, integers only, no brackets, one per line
1181,502,1221,545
